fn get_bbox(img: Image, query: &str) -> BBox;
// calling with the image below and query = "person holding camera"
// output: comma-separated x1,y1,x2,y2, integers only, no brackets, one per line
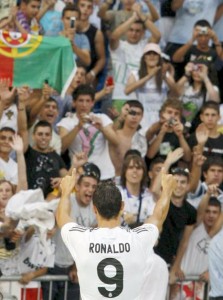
175,61,220,130
173,19,223,65
125,43,177,131
146,98,191,164
57,84,119,181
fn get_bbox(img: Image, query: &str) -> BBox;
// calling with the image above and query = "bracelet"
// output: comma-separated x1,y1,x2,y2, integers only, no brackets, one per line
18,107,25,111
90,70,96,77
215,43,222,47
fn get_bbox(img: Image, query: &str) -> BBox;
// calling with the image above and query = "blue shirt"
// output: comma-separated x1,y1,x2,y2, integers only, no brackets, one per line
40,10,63,37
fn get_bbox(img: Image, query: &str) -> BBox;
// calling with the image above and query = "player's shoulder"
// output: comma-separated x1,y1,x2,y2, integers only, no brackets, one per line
61,222,89,236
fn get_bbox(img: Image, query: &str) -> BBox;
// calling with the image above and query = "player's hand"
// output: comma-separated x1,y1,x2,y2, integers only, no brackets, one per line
60,169,77,196
161,172,177,194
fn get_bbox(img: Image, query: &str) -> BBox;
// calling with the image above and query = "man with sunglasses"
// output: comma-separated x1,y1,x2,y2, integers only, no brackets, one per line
109,100,147,179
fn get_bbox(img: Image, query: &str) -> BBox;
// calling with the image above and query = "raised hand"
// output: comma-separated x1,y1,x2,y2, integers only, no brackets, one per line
72,152,88,169
161,171,177,194
9,134,24,154
165,147,184,167
0,78,16,107
195,123,209,145
17,86,32,103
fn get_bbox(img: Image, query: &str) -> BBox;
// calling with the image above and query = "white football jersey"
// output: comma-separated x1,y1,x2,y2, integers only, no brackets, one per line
61,223,159,300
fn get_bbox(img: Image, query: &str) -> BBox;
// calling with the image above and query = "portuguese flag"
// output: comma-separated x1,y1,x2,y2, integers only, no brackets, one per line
0,30,75,94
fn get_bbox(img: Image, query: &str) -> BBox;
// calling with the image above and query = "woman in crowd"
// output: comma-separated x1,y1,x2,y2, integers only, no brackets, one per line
118,153,155,228
125,43,176,130
176,62,220,129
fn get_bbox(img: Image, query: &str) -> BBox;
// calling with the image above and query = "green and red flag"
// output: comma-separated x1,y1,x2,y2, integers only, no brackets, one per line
0,30,75,94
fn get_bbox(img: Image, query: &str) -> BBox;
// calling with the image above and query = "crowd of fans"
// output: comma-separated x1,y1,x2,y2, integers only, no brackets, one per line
0,0,223,299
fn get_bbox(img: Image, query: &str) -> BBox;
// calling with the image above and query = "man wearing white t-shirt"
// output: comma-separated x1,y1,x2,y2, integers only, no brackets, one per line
56,169,177,300
57,84,118,180
0,127,18,185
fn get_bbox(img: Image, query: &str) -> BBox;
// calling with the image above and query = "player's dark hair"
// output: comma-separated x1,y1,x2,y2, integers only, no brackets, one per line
202,157,223,173
93,182,122,219
72,84,95,102
194,19,211,28
33,120,52,134
62,3,80,17
121,154,148,192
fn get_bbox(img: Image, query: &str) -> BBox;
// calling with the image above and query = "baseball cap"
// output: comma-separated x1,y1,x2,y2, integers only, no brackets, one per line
80,162,101,181
143,43,161,55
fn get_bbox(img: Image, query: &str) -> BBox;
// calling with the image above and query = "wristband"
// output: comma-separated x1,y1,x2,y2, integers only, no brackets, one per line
215,43,221,47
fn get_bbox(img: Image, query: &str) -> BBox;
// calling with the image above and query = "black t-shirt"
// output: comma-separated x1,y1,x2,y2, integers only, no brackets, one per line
185,46,218,66
151,131,180,159
154,200,197,265
188,133,223,159
25,146,66,197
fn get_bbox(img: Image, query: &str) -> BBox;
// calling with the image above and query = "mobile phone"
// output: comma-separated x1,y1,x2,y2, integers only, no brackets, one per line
70,17,76,28
106,76,114,87
45,79,48,84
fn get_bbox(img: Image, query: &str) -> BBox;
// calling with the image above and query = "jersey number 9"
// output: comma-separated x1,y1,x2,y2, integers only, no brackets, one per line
97,258,124,298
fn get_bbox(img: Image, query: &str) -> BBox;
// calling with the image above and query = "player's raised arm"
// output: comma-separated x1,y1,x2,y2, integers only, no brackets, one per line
146,171,176,232
56,169,77,228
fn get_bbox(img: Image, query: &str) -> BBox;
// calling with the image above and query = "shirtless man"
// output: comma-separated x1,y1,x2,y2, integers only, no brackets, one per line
109,100,147,177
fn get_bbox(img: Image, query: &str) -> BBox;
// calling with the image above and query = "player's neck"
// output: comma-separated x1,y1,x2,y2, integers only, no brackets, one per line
97,216,121,228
